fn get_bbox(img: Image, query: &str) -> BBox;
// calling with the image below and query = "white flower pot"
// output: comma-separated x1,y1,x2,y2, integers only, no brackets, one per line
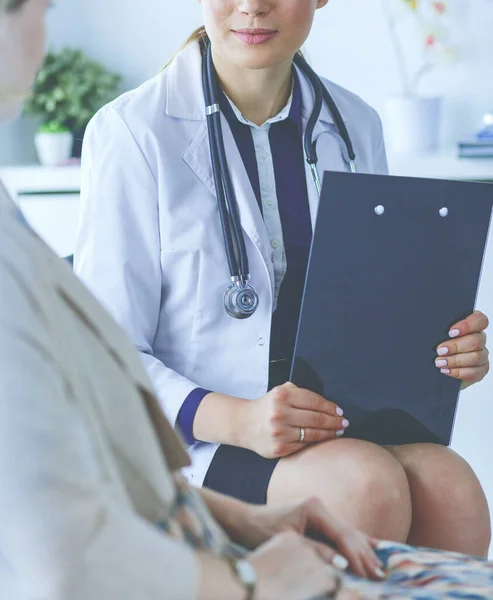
384,96,442,154
34,131,74,167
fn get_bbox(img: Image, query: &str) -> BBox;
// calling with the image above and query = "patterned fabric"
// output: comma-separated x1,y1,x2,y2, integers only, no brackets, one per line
157,476,493,598
339,541,493,599
157,474,244,558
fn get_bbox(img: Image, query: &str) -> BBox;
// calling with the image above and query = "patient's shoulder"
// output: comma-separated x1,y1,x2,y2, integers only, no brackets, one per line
0,189,48,306
0,187,26,267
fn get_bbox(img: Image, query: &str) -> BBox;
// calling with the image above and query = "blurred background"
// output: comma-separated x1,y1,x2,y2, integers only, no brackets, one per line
1,0,492,555
2,0,493,164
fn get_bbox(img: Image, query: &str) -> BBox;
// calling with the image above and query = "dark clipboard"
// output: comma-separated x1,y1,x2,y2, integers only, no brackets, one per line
290,172,493,446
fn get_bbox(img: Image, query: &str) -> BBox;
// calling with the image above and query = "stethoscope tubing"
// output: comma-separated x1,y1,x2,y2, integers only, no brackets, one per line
202,39,357,318
294,53,356,162
293,54,323,167
205,43,250,282
202,47,239,279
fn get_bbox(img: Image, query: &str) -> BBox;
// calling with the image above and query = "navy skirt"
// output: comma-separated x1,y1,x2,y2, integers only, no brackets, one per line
202,360,289,505
203,445,279,505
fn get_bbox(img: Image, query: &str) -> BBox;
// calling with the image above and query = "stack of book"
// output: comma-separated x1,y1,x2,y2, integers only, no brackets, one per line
458,138,493,158
458,116,493,158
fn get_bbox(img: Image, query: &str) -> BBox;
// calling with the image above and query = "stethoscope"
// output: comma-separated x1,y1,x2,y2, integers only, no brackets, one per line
202,40,357,320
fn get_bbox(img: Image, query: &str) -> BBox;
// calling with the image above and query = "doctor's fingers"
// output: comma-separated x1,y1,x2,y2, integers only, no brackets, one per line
287,388,343,417
439,355,489,384
288,426,344,446
449,310,489,337
286,409,349,433
436,348,489,371
438,331,487,357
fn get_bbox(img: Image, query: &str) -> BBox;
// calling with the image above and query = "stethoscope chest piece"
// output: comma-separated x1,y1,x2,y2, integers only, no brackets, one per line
224,278,259,319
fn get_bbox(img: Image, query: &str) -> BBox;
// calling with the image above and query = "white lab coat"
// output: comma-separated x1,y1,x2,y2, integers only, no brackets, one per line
75,41,389,487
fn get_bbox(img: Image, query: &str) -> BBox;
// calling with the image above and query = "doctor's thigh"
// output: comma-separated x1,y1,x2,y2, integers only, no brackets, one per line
267,438,490,556
267,438,412,544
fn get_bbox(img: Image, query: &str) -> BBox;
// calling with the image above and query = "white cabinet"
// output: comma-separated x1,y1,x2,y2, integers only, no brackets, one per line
0,165,81,257
18,194,80,258
389,149,493,181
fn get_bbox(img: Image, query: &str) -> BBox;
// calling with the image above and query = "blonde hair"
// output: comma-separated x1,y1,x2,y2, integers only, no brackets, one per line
163,25,304,71
163,26,208,71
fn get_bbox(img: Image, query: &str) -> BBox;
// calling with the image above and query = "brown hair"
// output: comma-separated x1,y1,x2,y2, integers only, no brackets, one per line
164,24,303,71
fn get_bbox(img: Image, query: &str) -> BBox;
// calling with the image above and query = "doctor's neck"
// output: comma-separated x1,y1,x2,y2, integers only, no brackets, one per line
212,48,293,127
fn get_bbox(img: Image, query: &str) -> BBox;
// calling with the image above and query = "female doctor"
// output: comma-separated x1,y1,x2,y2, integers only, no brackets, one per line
75,0,491,556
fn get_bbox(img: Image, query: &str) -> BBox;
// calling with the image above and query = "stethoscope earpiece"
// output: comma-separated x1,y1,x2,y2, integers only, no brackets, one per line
202,41,356,320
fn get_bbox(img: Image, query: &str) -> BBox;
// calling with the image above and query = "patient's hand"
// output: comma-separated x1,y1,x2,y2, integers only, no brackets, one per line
436,310,489,389
237,497,385,580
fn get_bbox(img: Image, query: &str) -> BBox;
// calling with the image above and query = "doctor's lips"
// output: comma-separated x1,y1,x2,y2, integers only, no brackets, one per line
232,28,278,45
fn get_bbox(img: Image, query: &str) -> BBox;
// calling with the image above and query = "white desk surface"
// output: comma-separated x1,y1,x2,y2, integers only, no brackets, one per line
0,164,81,195
388,149,493,181
1,150,492,198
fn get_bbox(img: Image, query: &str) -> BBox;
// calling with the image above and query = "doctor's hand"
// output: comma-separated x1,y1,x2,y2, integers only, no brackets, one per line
244,382,349,459
436,311,489,390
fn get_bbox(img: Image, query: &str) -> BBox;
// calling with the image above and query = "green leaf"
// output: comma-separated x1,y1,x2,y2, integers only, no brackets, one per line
37,121,71,134
23,47,123,131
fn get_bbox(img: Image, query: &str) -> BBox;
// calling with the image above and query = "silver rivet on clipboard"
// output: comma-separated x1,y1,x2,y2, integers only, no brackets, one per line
374,205,385,216
439,207,449,217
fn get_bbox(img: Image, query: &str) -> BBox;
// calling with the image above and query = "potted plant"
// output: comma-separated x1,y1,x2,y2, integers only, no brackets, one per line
382,0,455,153
33,120,74,167
24,48,122,165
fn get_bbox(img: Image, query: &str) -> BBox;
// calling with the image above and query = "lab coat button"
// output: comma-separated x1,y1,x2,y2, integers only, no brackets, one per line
271,239,280,249
258,337,265,346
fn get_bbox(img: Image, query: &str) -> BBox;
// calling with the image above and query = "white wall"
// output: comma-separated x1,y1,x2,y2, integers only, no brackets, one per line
453,226,493,557
1,0,492,553
306,0,493,147
2,0,492,164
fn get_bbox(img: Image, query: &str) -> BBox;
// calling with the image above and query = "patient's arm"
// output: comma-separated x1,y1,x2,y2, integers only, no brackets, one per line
198,487,384,580
199,486,254,544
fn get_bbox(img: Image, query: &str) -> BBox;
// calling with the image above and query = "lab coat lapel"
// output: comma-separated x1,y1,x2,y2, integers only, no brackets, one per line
182,117,275,297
